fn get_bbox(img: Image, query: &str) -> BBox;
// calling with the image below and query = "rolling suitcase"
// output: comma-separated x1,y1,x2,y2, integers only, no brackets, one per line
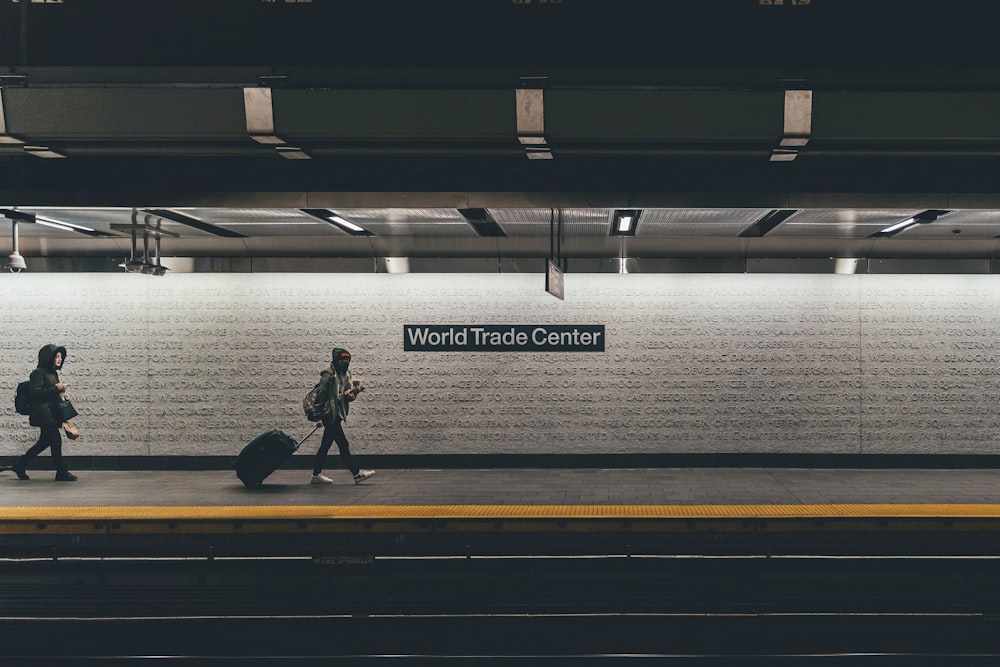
235,426,318,488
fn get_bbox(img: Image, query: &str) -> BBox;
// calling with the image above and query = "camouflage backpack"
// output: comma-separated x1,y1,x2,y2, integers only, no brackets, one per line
302,380,327,422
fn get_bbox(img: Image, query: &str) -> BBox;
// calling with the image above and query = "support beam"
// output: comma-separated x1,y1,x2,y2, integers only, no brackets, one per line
0,89,24,145
771,89,812,162
516,79,552,160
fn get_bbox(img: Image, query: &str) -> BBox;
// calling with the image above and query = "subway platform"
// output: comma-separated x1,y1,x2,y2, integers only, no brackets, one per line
3,465,1000,558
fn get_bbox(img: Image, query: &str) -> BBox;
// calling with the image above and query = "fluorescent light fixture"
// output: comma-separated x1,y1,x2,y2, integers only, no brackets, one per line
300,209,373,236
35,215,95,233
879,217,917,234
610,209,641,236
871,210,950,238
0,208,114,237
329,214,365,233
33,218,78,232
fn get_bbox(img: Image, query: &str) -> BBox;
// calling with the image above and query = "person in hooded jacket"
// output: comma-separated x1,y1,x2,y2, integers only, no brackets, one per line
310,347,375,485
12,344,77,481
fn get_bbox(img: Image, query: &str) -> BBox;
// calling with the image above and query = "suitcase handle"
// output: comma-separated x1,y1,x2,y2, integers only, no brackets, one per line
298,425,320,446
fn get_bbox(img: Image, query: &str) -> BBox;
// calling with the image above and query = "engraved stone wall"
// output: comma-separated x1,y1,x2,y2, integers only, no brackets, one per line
1,272,999,458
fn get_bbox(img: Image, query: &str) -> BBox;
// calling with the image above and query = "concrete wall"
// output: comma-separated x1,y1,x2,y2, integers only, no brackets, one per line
2,272,999,458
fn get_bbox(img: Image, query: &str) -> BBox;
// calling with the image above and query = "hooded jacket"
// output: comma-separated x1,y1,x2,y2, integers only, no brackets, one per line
29,344,67,428
319,346,354,421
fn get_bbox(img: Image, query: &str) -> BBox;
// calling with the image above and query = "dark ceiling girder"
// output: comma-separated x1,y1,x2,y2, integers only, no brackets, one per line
5,88,1000,158
740,210,800,238
144,209,247,239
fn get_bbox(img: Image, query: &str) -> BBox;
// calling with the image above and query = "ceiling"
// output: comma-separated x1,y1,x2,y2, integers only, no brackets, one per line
4,1,1000,274
4,206,1000,275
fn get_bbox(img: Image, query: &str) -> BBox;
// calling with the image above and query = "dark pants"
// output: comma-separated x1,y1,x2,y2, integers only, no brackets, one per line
20,425,67,473
314,413,358,476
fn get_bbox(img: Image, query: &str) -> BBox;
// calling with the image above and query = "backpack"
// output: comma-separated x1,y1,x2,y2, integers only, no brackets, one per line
14,380,31,416
303,381,327,422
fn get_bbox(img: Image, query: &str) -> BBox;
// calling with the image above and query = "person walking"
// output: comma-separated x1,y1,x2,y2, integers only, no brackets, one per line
12,344,77,481
310,347,375,485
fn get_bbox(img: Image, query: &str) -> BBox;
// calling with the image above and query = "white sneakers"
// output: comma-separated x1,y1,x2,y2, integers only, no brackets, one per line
354,470,376,484
311,470,376,484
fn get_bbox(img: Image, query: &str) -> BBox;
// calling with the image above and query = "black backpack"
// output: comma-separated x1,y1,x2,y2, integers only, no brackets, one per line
14,380,31,416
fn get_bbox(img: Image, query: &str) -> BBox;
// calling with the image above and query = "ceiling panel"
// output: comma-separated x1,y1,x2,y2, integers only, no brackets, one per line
637,209,769,237
2,207,220,238
4,207,1000,270
337,208,476,237
177,208,324,237
489,208,611,237
892,210,1000,240
770,209,922,239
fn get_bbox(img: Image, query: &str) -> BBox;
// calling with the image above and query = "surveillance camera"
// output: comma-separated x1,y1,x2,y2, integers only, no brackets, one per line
7,252,26,273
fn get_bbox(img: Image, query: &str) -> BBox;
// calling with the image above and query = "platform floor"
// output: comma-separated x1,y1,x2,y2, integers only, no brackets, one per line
5,467,1000,558
3,466,1000,507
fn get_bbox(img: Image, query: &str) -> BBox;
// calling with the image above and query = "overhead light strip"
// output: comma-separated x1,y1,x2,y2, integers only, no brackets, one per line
617,214,634,234
300,209,373,236
879,217,918,235
35,214,95,233
0,208,115,237
34,218,83,232
870,210,952,238
610,209,641,236
328,214,366,233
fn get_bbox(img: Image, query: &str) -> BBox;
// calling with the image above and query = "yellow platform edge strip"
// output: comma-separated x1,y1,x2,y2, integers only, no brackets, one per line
3,504,1000,522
